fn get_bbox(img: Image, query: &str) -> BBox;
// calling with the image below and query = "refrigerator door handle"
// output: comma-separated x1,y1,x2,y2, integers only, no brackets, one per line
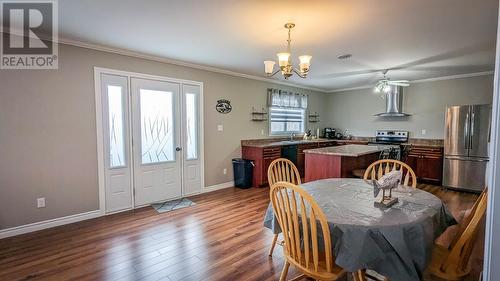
470,109,475,148
445,156,489,162
464,110,470,150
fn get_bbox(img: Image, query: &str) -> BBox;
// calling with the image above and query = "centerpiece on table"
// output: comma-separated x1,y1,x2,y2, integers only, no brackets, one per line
373,170,402,208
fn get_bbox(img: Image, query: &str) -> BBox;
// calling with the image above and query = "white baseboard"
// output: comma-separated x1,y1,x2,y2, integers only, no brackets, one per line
203,181,234,193
0,182,235,240
0,210,102,239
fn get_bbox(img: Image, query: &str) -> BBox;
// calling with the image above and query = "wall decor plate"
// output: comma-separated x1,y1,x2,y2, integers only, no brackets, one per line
216,99,232,114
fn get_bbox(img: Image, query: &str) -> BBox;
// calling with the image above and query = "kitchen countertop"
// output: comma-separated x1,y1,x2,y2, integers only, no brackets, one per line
241,138,334,148
241,137,443,148
304,144,383,157
401,139,444,148
241,138,369,148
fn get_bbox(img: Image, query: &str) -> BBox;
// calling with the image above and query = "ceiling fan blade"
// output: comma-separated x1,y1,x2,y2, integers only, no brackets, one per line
388,81,410,86
314,69,380,79
390,80,410,83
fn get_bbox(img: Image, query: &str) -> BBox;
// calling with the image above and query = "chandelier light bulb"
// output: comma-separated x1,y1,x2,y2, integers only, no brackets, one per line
298,55,312,73
277,52,291,68
264,61,275,74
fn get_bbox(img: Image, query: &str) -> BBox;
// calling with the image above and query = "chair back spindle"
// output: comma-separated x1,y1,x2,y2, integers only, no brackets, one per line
268,158,301,186
364,159,417,188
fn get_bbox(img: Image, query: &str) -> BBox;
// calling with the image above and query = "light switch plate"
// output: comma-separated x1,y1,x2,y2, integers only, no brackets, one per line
37,197,46,208
217,125,223,132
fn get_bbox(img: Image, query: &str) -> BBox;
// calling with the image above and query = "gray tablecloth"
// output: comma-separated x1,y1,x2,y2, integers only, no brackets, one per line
263,178,456,281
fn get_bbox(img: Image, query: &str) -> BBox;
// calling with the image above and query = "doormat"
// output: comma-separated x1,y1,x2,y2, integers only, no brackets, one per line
152,198,196,213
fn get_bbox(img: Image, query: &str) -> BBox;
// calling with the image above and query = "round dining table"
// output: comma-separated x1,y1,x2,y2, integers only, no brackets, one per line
263,178,456,281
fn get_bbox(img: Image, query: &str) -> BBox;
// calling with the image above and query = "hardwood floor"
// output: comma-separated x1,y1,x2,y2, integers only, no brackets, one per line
0,184,482,281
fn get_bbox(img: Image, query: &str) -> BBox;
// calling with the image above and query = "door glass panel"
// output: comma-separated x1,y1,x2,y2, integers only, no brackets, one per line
140,89,174,164
185,93,198,160
108,85,126,168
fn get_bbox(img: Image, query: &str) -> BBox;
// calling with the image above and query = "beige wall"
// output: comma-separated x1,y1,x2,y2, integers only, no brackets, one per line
324,75,494,139
0,44,327,229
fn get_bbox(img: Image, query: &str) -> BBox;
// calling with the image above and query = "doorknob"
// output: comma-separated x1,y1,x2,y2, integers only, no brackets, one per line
175,146,182,151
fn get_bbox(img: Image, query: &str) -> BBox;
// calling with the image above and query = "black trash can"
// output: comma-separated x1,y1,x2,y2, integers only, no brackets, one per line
232,158,254,188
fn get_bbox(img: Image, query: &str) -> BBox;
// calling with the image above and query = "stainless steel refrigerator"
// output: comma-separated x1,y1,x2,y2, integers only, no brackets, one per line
443,104,491,192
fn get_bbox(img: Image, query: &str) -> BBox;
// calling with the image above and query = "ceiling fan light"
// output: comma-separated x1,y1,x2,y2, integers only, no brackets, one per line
277,52,291,67
264,60,275,74
383,84,392,93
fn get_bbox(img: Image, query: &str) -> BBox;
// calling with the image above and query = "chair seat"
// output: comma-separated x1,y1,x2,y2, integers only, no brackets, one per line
286,250,345,281
352,169,366,178
426,245,471,280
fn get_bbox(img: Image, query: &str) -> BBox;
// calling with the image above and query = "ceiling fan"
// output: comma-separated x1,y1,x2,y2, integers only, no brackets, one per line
374,70,410,93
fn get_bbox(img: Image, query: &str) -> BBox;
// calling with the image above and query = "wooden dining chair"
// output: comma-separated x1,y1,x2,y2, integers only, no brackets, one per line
448,188,487,249
270,181,345,281
363,159,417,188
267,158,302,256
353,189,489,281
426,190,488,280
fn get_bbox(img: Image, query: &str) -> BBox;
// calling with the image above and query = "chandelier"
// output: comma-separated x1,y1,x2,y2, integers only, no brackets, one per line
264,23,312,79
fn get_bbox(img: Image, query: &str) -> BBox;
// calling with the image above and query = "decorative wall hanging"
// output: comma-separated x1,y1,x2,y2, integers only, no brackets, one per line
216,99,232,114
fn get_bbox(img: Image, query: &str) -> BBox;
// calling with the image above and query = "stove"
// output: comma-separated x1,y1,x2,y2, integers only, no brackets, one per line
368,130,409,160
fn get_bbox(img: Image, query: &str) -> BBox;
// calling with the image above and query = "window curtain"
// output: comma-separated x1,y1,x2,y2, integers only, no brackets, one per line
267,88,308,109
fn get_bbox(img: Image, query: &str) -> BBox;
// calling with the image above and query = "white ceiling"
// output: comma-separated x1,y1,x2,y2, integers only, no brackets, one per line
56,0,497,91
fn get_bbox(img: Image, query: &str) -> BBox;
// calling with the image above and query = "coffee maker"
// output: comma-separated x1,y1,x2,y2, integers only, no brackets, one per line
324,128,336,139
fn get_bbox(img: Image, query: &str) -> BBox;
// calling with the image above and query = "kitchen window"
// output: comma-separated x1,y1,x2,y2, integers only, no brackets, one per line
267,88,308,136
269,107,306,135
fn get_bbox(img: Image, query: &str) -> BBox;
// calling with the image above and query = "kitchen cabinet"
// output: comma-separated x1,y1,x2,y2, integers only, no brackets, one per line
404,145,443,184
332,140,369,146
297,143,320,176
242,140,337,187
242,146,281,187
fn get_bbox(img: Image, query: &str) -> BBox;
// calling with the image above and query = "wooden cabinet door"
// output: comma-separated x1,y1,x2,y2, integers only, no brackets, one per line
262,147,281,185
419,155,443,183
405,154,419,175
297,143,318,176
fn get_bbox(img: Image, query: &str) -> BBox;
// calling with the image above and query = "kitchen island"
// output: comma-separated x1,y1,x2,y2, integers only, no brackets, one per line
304,144,382,182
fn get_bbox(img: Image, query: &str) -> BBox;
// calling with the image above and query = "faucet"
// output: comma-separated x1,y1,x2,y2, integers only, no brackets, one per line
290,133,296,141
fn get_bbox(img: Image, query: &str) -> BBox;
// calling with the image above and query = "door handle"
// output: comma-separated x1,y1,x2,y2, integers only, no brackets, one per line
470,110,475,148
175,147,182,151
464,111,469,150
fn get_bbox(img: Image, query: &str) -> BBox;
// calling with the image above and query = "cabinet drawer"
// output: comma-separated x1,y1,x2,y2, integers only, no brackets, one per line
318,142,335,147
263,146,281,159
298,144,317,153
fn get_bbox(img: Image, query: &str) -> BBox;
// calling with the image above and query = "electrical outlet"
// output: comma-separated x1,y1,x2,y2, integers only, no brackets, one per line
261,129,265,135
223,168,227,175
217,125,223,132
37,197,46,208
421,129,426,135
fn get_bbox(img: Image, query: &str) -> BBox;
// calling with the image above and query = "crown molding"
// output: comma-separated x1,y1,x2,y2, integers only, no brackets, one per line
0,30,328,92
2,31,493,94
328,71,495,93
54,37,329,93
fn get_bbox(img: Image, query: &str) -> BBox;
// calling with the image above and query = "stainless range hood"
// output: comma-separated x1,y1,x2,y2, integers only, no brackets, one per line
375,86,412,117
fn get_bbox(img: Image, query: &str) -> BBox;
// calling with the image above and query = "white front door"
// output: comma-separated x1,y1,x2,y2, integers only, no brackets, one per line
182,84,202,195
131,78,182,206
97,69,203,213
100,74,133,212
